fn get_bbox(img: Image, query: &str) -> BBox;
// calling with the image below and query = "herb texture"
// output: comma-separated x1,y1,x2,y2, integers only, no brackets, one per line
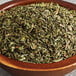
0,3,76,63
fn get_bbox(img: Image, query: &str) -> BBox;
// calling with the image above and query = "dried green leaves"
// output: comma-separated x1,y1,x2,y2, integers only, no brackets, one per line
0,3,76,63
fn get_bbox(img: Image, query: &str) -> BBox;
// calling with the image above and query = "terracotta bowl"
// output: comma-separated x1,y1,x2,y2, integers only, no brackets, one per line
0,0,76,76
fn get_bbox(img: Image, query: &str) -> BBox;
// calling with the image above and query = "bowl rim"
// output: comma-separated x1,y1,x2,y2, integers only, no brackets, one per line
0,0,76,71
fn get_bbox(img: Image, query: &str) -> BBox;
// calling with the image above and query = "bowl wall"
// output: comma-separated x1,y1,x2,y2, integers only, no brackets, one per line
0,0,76,76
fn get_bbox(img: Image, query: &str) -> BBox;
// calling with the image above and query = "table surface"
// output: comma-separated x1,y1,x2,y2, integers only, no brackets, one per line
0,0,76,76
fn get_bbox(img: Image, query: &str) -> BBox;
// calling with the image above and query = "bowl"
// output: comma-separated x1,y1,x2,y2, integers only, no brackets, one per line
0,0,76,76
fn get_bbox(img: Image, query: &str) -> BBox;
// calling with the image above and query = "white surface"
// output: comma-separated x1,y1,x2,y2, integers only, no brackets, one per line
66,70,76,76
64,0,76,4
0,0,76,76
0,0,12,5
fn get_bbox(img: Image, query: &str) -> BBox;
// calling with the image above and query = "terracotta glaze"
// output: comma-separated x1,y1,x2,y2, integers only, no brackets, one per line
0,0,76,76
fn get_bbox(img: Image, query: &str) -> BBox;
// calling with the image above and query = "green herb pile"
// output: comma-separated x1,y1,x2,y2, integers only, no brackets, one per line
0,3,76,63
